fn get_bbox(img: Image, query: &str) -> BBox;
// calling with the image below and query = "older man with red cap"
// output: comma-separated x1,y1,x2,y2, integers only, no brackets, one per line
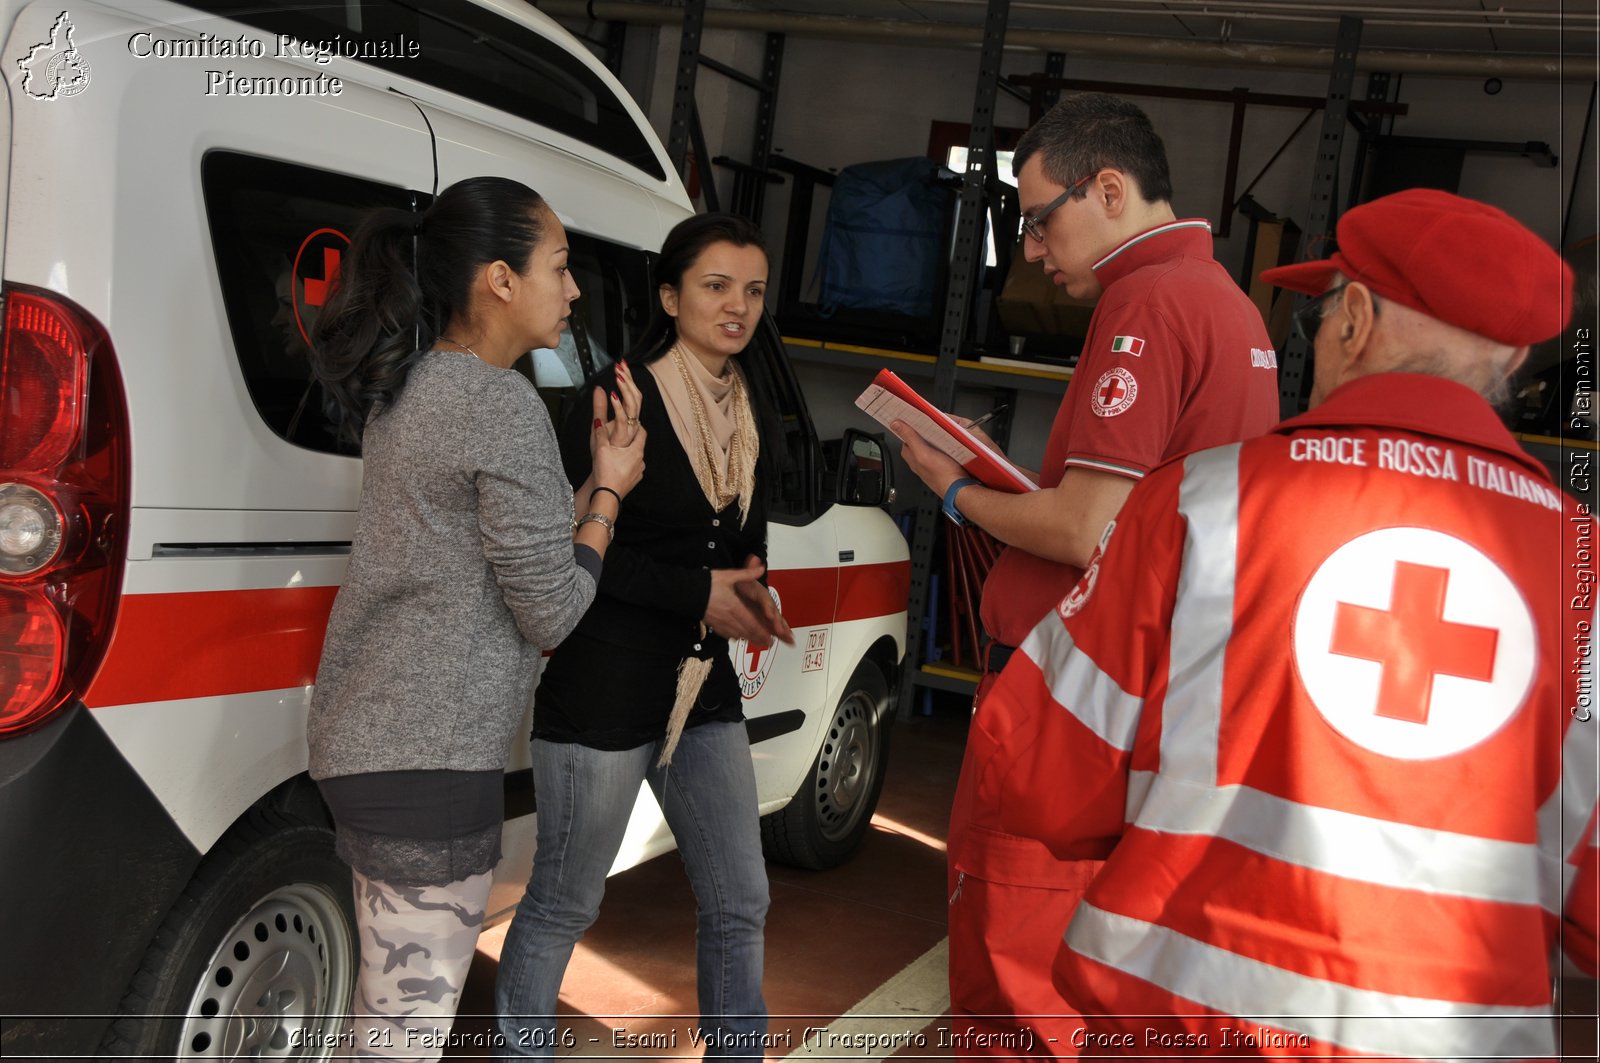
970,187,1598,1058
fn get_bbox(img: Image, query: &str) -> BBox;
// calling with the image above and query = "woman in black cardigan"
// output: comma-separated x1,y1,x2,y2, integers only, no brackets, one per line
495,214,793,1061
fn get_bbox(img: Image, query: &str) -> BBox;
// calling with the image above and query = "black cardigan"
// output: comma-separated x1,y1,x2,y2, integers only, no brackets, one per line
532,360,770,749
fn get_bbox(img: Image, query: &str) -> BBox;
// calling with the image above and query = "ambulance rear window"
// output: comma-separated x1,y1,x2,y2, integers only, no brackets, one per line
178,0,664,181
202,150,416,456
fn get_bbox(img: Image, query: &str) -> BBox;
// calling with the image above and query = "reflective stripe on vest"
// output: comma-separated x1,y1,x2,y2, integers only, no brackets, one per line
1161,444,1241,787
1057,443,1572,1057
1020,616,1143,752
1067,900,1556,1059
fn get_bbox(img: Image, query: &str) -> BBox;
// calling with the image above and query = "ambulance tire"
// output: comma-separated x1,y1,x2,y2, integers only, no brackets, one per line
761,660,892,870
100,808,357,1062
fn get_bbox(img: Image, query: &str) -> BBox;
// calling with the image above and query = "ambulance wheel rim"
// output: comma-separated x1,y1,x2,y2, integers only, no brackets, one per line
178,883,353,1059
815,690,878,842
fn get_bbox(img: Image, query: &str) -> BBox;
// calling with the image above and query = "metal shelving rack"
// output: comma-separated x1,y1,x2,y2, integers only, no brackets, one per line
888,8,1384,709
653,3,1565,712
781,339,1070,395
660,0,786,218
652,0,1021,712
896,0,1013,712
1278,15,1363,418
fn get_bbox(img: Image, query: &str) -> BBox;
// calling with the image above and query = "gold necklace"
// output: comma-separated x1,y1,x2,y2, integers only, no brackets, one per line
438,337,482,361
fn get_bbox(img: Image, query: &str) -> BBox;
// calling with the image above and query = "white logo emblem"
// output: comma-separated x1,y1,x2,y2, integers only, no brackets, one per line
1059,520,1115,620
1059,558,1100,619
730,585,782,699
1092,368,1138,418
1293,527,1533,760
18,12,91,101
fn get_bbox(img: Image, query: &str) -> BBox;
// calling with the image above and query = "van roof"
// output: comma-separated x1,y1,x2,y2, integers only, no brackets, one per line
170,0,684,196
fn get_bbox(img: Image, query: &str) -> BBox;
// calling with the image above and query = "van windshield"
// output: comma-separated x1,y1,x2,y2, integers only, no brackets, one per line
175,0,665,180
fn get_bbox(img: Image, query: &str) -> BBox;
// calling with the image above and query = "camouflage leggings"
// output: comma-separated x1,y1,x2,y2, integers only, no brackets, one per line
348,868,493,1061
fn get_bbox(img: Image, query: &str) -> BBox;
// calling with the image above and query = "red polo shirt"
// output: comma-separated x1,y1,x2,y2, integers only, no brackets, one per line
980,219,1280,647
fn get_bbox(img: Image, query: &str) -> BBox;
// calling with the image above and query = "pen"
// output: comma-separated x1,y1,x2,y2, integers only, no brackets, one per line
967,405,1008,431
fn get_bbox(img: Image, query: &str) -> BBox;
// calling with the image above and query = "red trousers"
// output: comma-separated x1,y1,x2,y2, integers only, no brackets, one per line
947,678,1103,1059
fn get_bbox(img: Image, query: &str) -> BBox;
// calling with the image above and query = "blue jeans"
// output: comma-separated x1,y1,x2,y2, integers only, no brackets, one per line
494,722,770,1060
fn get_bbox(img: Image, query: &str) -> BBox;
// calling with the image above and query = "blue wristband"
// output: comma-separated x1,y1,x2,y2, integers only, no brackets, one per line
942,477,979,527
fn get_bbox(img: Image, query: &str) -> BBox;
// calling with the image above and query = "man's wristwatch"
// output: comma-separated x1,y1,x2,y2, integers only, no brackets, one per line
942,478,979,527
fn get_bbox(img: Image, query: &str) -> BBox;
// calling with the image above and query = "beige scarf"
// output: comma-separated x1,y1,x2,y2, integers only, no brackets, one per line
647,343,760,766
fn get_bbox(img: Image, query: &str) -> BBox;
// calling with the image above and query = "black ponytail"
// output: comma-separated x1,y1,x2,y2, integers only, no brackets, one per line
312,176,550,441
625,211,768,366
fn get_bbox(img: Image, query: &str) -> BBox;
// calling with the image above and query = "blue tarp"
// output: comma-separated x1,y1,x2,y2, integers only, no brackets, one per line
816,157,955,318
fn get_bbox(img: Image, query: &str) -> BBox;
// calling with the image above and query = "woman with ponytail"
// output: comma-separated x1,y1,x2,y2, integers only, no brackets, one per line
305,176,646,1061
495,213,793,1061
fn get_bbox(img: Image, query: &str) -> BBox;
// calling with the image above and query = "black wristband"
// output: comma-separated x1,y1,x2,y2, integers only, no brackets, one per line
590,485,622,509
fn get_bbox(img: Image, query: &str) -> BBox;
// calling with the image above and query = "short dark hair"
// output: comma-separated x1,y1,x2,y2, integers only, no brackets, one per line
628,212,769,364
1012,93,1174,205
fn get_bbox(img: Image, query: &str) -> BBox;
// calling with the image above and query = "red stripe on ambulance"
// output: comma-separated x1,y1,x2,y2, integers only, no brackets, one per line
84,587,337,708
835,561,911,622
768,560,909,629
84,560,908,708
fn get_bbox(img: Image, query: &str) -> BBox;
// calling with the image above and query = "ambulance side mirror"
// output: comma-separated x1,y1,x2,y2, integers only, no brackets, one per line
838,428,893,508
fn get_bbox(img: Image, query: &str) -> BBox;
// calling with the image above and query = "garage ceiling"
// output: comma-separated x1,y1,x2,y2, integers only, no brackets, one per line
711,1,1589,58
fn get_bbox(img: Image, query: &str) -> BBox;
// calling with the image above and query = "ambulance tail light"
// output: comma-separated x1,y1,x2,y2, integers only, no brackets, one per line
0,286,129,737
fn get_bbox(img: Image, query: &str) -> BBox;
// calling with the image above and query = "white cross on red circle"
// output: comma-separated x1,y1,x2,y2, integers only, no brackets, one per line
1293,527,1533,760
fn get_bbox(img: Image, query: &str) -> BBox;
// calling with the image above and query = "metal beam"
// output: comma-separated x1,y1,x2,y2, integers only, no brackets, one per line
602,19,626,78
1040,51,1065,112
1373,134,1558,165
698,53,767,93
1008,75,1407,116
748,33,785,222
664,0,707,178
1028,52,1066,124
1347,71,1391,211
901,0,1009,716
1236,110,1317,211
1565,82,1598,248
690,101,720,212
538,2,1592,81
1279,15,1362,420
1218,92,1249,238
998,79,1031,105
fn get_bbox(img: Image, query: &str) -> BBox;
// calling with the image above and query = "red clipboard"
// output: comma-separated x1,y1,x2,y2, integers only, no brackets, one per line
854,369,1039,494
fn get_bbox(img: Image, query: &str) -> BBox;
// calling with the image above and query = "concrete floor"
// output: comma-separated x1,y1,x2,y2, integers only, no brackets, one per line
442,702,970,1061
433,699,1600,1062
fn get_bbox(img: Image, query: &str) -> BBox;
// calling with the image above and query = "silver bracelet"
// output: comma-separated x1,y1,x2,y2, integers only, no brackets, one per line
573,511,615,542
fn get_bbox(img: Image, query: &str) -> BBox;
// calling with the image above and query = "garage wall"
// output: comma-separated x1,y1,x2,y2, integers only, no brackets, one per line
568,18,1596,473
609,25,1595,270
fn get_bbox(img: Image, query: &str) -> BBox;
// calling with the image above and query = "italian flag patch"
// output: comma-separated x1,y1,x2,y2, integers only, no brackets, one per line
1111,335,1145,356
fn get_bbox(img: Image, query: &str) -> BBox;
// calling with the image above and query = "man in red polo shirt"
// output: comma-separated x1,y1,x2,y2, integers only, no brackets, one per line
982,188,1593,1059
893,93,1279,1053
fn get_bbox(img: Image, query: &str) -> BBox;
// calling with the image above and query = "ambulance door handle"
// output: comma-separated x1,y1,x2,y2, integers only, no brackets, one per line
839,550,854,563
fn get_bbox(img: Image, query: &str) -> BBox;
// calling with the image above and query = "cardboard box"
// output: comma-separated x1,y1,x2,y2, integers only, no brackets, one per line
1246,218,1302,325
996,240,1096,337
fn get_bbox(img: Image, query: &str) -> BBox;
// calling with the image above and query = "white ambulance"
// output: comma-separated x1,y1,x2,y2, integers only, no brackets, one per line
0,1,910,1058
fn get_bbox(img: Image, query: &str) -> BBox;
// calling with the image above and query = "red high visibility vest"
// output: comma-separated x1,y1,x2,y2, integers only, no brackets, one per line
977,375,1599,1059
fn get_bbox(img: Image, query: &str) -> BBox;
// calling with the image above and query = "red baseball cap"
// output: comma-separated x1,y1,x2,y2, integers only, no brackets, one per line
1260,188,1573,347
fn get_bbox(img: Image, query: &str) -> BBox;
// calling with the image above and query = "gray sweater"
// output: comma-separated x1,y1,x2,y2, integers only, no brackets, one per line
307,350,596,781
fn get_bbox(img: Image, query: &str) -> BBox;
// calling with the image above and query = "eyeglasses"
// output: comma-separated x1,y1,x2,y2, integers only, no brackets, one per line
1020,170,1099,243
1291,285,1348,344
